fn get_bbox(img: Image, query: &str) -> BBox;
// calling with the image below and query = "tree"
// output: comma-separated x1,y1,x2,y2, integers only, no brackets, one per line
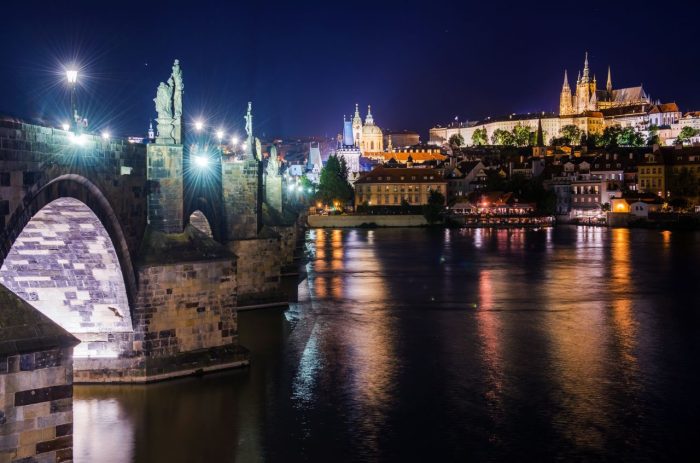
316,154,353,207
448,133,464,151
512,124,531,147
422,189,445,224
339,156,349,180
560,124,582,145
677,126,699,144
491,128,515,146
617,127,645,147
600,126,622,148
647,125,660,146
472,127,488,146
668,167,699,198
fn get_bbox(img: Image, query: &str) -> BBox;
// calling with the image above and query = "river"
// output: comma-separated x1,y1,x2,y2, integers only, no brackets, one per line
74,226,700,462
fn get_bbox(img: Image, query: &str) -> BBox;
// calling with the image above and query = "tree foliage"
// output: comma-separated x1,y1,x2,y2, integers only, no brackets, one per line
677,126,699,144
316,154,353,206
491,128,515,146
512,124,531,147
668,168,700,198
472,127,488,146
560,125,582,145
617,127,645,147
422,189,445,224
448,133,465,150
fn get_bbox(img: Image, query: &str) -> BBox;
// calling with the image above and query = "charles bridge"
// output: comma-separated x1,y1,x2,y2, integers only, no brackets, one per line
0,57,303,442
1,57,304,459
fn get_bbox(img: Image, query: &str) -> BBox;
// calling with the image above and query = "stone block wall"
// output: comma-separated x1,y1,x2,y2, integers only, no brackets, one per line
72,257,247,383
221,158,260,240
270,225,298,266
146,144,183,234
229,238,282,306
265,175,282,213
0,120,147,264
134,259,237,356
0,346,75,463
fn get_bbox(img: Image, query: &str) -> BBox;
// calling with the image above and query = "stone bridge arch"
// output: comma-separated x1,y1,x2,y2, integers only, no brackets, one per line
186,196,221,241
0,174,137,358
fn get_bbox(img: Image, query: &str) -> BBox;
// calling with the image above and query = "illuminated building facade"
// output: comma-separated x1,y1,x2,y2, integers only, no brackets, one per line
354,166,447,206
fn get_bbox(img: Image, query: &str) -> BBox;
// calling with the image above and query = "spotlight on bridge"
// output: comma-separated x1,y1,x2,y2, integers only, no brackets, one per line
61,123,70,131
66,69,78,84
230,136,238,146
194,120,204,132
216,129,224,142
69,132,86,146
193,155,209,168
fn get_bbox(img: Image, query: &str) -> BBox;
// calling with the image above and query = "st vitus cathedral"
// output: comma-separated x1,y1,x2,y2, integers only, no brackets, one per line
559,52,650,116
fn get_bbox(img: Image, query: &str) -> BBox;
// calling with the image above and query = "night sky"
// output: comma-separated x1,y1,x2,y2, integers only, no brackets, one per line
1,0,698,140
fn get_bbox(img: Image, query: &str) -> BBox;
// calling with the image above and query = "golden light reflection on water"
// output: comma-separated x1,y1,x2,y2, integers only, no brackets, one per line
545,227,609,451
305,229,397,452
476,269,505,422
609,228,639,385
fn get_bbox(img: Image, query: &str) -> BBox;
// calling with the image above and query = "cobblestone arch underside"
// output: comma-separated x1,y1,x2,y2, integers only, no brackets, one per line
0,197,132,358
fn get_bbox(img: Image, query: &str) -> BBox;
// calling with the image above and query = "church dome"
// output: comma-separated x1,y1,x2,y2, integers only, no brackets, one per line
362,124,382,136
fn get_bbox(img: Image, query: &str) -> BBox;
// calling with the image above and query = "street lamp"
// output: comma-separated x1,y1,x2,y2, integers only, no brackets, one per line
216,129,224,142
194,120,204,132
66,69,78,131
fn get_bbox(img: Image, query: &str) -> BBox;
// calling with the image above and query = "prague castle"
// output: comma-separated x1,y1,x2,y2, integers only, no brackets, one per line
559,52,649,116
430,53,689,148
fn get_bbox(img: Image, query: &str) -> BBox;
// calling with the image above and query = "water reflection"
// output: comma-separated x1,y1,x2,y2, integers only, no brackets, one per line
72,227,700,462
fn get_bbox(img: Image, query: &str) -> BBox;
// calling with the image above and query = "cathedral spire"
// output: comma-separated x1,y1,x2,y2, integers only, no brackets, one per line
365,105,374,125
562,70,570,91
606,66,612,92
354,103,361,119
583,51,590,80
536,118,544,147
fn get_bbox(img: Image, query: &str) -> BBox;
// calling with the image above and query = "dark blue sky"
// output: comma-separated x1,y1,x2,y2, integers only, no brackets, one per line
1,0,698,140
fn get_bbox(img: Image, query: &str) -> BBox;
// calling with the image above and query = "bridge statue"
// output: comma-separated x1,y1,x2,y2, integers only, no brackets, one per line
266,145,280,177
154,81,174,144
170,59,184,143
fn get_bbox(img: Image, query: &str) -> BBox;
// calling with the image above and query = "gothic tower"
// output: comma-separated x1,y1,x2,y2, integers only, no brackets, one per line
352,104,362,148
559,70,573,116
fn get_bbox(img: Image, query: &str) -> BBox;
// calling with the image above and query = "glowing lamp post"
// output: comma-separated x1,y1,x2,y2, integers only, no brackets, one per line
66,69,78,131
194,120,204,132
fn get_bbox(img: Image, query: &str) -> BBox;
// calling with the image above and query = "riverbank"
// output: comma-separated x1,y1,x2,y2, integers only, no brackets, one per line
308,214,554,228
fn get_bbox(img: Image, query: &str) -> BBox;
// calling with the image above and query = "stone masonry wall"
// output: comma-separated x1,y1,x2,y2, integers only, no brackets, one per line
133,258,237,356
0,346,75,463
146,144,183,234
265,175,282,213
229,238,282,306
0,197,132,360
222,158,259,241
270,225,298,266
0,120,147,266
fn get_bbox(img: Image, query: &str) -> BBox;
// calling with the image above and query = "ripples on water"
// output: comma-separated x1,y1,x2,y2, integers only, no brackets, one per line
74,227,700,462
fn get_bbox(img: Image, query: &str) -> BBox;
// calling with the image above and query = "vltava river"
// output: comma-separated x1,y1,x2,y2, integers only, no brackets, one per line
74,227,700,462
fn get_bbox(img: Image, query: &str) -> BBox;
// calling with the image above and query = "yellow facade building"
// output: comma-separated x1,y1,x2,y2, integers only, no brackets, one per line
354,166,447,206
